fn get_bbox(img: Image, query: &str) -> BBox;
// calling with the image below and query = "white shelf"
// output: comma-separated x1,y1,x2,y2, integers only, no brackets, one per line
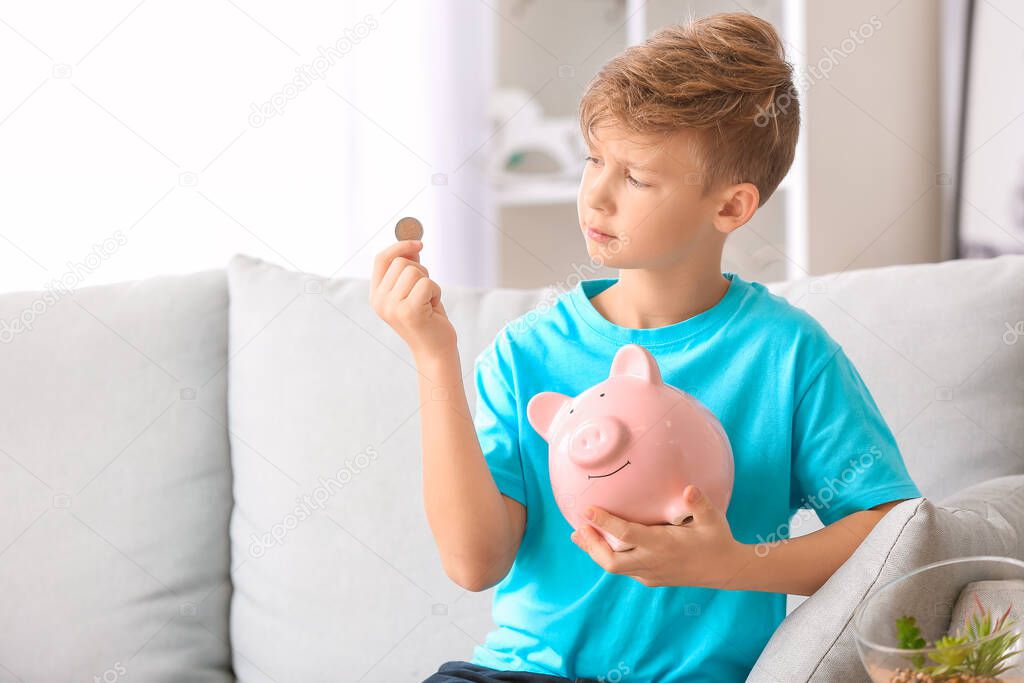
495,172,793,209
494,176,579,206
781,0,808,279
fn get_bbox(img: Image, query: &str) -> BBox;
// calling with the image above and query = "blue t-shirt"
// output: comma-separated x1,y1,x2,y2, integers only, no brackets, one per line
467,272,921,682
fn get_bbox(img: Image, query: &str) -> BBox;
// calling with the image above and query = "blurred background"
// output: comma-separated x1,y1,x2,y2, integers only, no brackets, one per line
0,0,1020,294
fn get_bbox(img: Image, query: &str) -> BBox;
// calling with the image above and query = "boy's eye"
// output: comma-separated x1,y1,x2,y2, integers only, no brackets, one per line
585,156,649,189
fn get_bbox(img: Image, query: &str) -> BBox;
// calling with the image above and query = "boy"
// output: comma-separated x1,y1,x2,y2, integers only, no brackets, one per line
370,12,920,683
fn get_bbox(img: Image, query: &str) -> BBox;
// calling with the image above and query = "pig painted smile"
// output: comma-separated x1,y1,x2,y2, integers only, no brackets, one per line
588,461,630,479
527,343,735,552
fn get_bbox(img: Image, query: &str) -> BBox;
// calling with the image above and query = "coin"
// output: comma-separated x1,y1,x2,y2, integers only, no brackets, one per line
395,217,423,241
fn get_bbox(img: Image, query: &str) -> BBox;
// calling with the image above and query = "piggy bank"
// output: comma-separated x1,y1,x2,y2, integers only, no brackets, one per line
526,343,734,551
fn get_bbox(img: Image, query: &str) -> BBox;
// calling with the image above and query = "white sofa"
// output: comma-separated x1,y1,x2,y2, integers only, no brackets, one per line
0,253,1021,683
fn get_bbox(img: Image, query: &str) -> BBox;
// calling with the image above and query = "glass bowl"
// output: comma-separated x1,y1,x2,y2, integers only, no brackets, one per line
852,556,1024,683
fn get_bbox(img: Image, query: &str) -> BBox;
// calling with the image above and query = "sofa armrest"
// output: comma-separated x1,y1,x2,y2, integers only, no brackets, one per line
746,475,1024,682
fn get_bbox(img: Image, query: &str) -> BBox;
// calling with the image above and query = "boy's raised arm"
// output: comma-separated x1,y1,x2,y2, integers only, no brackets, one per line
415,349,526,591
370,240,525,591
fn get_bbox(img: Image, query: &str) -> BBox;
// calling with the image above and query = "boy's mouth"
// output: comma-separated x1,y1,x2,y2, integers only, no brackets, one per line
585,225,616,242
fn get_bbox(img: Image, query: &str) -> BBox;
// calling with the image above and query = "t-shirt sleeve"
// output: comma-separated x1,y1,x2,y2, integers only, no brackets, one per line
472,341,528,507
790,345,922,526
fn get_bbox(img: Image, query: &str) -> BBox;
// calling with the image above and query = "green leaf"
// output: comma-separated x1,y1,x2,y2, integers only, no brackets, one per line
896,615,928,670
929,634,971,669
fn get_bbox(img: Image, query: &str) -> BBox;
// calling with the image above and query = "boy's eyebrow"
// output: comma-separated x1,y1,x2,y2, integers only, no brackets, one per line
619,157,662,175
588,141,662,174
626,160,661,174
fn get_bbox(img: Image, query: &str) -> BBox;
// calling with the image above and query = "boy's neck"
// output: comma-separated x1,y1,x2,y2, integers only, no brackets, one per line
589,263,731,330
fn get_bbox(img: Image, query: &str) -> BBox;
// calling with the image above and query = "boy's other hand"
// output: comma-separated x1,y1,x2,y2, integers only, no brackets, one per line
570,484,745,590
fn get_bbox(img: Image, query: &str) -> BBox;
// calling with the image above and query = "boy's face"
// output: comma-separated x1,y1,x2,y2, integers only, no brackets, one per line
577,124,743,270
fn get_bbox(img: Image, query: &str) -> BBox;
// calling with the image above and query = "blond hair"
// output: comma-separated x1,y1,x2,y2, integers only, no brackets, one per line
579,12,799,206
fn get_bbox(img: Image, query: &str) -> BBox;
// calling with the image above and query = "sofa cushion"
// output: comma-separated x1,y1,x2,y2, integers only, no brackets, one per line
746,474,1024,682
764,253,1024,505
225,253,547,682
0,269,234,681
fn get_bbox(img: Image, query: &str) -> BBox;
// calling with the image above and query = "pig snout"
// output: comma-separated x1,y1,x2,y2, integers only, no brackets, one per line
567,416,627,469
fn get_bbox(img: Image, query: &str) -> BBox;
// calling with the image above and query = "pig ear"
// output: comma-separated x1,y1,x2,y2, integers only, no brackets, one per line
527,391,571,441
609,344,663,384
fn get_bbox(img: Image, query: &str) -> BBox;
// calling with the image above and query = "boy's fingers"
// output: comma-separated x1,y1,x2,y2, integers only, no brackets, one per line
407,276,439,308
573,526,645,575
378,257,427,300
683,485,717,525
371,240,423,290
389,264,425,303
573,527,615,567
585,506,647,548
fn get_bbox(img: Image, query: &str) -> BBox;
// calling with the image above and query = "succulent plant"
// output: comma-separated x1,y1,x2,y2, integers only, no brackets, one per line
895,594,1023,679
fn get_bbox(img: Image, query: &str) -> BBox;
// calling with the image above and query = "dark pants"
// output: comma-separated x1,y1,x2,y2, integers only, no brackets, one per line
423,660,602,683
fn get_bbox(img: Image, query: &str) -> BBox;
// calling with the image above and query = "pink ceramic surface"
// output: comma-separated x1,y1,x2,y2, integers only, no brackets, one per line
527,344,734,551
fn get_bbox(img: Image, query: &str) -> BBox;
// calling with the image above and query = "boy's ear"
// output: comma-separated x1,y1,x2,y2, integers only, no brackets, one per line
527,391,570,441
712,181,760,235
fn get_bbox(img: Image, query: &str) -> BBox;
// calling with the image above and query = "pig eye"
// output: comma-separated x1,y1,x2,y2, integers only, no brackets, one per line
599,392,605,397
569,408,574,414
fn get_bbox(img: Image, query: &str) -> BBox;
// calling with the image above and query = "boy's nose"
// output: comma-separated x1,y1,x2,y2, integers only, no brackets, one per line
568,416,626,469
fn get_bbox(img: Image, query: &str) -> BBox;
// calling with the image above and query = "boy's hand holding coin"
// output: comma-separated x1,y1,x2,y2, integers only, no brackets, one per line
370,220,456,364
